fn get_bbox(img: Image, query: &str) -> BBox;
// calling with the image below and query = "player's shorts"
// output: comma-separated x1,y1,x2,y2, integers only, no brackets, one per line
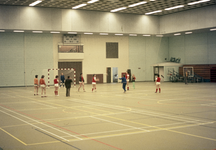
61,80,64,83
156,82,160,85
79,81,83,84
54,83,59,87
126,79,129,82
92,82,96,85
40,84,45,88
34,84,38,87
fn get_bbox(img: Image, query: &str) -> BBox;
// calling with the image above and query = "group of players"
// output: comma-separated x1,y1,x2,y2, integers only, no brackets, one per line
33,71,161,97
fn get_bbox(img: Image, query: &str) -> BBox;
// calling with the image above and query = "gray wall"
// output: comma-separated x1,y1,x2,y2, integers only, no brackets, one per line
160,5,216,34
0,6,160,34
0,33,54,86
129,36,169,81
168,32,216,64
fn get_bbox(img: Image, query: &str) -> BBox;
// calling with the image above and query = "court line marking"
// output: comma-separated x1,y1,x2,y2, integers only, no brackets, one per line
68,98,208,123
15,95,216,144
91,116,149,132
63,119,213,138
0,127,27,145
0,103,123,150
0,105,82,141
0,109,70,143
31,101,57,108
62,101,216,142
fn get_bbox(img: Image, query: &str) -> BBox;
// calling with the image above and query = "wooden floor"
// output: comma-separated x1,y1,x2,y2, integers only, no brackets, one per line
0,82,216,150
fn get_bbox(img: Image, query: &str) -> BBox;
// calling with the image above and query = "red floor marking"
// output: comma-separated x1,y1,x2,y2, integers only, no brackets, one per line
0,104,123,150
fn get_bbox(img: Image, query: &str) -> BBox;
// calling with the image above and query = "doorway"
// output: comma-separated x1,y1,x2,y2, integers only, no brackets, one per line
58,62,82,84
113,67,118,83
107,67,111,83
154,66,164,82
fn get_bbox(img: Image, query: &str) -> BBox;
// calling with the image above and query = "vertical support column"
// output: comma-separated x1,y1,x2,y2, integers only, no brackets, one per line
74,68,76,87
48,69,50,88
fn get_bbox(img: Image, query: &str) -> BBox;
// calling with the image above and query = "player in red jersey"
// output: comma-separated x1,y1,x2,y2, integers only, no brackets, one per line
34,75,39,96
126,71,130,90
78,73,85,92
92,74,99,92
39,75,47,97
54,75,59,96
155,75,161,93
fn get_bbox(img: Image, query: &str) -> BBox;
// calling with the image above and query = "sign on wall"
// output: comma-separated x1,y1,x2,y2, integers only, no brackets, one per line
63,34,80,44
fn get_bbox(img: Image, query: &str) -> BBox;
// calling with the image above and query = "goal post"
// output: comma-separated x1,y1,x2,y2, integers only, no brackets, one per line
47,68,76,88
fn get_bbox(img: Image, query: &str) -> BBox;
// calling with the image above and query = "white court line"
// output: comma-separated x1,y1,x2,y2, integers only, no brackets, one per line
63,119,214,138
0,109,69,142
32,101,57,108
67,98,209,123
66,121,215,142
0,106,83,141
91,116,149,132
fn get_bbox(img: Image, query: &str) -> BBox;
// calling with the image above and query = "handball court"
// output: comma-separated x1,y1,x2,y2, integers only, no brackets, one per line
0,82,216,150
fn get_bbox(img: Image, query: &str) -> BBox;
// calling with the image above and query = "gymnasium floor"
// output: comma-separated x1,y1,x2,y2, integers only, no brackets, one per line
0,82,216,150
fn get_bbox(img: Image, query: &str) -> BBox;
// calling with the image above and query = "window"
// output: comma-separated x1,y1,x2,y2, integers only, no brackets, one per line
106,42,118,58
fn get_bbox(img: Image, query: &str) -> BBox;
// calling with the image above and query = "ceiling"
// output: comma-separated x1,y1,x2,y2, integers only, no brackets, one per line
0,0,216,16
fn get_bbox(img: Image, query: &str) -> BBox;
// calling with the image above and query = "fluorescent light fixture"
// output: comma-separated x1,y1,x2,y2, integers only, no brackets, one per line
165,5,184,11
0,30,5,32
72,4,87,9
100,33,108,35
174,33,181,36
129,34,137,36
84,33,93,34
210,28,216,31
68,32,77,34
188,0,210,5
143,34,151,36
128,1,147,7
111,7,127,12
87,0,99,4
115,34,123,36
29,0,42,6
156,35,163,37
150,0,155,1
32,31,43,33
185,32,192,34
14,30,24,32
145,10,162,15
50,31,60,34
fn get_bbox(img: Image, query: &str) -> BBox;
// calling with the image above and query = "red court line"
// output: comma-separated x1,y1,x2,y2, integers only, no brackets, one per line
0,104,123,150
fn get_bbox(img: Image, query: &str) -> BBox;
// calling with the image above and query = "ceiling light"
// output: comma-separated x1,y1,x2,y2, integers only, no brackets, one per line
14,30,24,32
165,5,184,11
188,0,210,5
111,7,127,12
72,4,87,9
87,0,99,4
0,30,5,32
156,35,163,37
128,1,147,7
100,33,108,35
29,0,42,6
68,32,77,34
210,28,216,31
185,32,192,34
145,10,162,15
84,33,93,34
129,34,137,36
32,31,43,33
50,31,60,33
115,34,123,36
174,33,181,36
150,0,155,1
143,34,151,36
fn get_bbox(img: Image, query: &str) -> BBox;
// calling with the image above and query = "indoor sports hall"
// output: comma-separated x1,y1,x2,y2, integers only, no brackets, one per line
0,0,216,150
